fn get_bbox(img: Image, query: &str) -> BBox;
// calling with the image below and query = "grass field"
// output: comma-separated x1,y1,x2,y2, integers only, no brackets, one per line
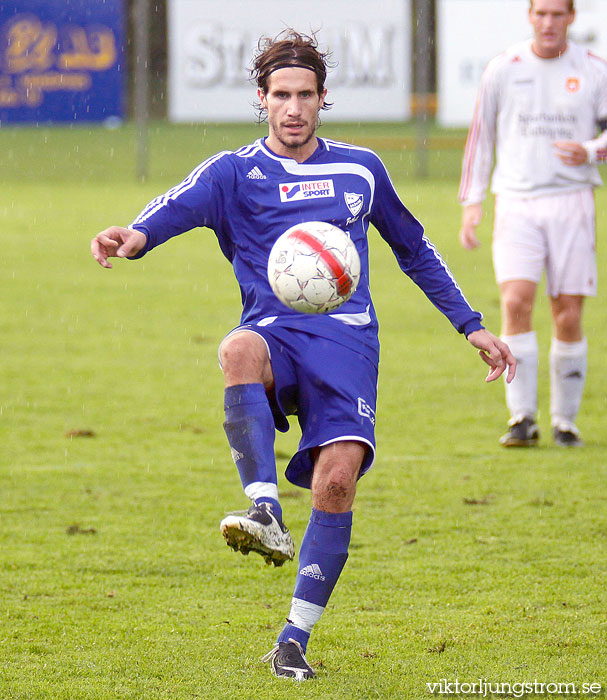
1,121,606,700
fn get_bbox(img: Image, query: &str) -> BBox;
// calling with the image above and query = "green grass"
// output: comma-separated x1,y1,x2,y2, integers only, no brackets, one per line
1,122,606,699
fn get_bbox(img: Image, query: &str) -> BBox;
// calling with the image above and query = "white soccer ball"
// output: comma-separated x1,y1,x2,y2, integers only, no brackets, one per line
267,221,361,314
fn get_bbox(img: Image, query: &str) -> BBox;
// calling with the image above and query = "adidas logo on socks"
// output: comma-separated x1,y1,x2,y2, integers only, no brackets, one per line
299,563,326,581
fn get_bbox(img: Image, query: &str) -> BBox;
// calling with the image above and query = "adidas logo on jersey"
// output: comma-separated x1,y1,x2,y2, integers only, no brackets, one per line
299,563,326,581
247,166,266,180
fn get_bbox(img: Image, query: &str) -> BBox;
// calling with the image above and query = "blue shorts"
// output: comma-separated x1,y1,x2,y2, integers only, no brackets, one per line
222,323,378,489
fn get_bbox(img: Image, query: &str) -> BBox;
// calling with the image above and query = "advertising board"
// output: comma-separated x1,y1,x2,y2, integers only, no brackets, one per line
168,0,412,122
0,0,124,124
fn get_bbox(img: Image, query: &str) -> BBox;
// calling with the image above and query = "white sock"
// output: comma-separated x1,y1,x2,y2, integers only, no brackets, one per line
550,337,587,429
244,481,279,502
501,331,538,421
287,598,325,634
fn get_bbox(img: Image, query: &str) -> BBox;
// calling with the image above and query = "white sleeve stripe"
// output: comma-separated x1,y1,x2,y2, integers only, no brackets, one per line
234,140,264,158
421,234,480,315
131,151,232,226
458,89,484,201
323,138,375,156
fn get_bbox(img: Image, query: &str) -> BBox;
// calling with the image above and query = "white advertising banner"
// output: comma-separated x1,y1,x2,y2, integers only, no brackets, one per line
437,0,607,127
168,0,412,122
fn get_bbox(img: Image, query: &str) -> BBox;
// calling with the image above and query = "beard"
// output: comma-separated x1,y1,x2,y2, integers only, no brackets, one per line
269,117,317,152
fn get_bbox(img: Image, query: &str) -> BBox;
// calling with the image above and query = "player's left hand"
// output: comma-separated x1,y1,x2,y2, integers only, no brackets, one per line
553,141,588,166
466,329,516,384
91,226,147,268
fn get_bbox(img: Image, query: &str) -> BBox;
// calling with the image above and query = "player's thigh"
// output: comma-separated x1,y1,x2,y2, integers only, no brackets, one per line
492,195,545,285
295,337,377,461
246,330,377,489
544,189,597,298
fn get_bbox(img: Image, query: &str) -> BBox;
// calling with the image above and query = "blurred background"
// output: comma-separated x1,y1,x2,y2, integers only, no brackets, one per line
2,1,606,137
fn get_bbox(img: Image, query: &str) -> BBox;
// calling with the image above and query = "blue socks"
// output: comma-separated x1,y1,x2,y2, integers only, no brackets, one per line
224,385,353,653
223,383,277,491
278,509,353,652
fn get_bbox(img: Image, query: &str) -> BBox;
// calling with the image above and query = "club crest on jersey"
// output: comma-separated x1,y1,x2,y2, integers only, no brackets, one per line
344,192,364,218
279,180,335,202
566,77,580,93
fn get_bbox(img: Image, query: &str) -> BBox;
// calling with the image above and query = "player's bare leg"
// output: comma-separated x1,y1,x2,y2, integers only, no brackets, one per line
499,280,540,446
549,294,586,446
310,441,364,512
218,331,294,565
550,294,584,343
265,441,365,679
220,330,275,389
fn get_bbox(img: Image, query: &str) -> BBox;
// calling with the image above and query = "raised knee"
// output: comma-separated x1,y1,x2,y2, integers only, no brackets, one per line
219,333,254,367
219,332,272,386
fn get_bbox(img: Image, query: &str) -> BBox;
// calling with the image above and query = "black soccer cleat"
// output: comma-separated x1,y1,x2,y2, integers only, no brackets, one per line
220,502,294,566
553,425,584,447
262,640,315,681
499,416,539,447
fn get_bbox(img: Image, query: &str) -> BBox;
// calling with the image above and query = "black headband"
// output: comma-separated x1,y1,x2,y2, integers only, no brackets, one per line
265,62,319,77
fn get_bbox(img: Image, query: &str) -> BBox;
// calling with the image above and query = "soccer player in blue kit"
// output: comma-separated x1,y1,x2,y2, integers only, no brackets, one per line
91,31,515,681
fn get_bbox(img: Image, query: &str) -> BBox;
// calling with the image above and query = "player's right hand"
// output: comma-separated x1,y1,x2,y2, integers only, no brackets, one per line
91,226,147,268
459,203,483,250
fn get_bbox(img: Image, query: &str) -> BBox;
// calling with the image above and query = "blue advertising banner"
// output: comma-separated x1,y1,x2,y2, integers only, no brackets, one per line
0,0,124,124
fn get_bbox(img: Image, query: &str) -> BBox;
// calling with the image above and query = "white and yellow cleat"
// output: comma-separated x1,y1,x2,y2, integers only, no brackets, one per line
220,502,294,566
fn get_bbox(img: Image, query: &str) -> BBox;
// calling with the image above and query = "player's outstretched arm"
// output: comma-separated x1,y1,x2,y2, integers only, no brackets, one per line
91,226,147,268
467,329,516,384
459,203,483,250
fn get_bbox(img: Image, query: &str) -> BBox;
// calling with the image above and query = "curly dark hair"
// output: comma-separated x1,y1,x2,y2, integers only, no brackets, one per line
251,29,333,118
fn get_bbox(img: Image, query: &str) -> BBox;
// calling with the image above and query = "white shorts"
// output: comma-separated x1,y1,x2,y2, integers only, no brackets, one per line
492,189,597,297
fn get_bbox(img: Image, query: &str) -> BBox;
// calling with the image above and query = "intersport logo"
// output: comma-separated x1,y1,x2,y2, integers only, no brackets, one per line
279,180,335,202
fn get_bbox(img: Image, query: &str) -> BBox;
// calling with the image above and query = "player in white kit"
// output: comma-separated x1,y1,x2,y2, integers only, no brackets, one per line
458,0,607,447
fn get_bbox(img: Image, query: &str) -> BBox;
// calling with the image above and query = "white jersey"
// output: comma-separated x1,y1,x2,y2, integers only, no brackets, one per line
459,40,607,204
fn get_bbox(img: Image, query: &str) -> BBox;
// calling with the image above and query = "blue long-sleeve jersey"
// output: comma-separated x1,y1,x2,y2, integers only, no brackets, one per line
130,137,483,363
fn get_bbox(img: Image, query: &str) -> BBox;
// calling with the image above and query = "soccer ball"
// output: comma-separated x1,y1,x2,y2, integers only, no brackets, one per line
267,221,361,314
